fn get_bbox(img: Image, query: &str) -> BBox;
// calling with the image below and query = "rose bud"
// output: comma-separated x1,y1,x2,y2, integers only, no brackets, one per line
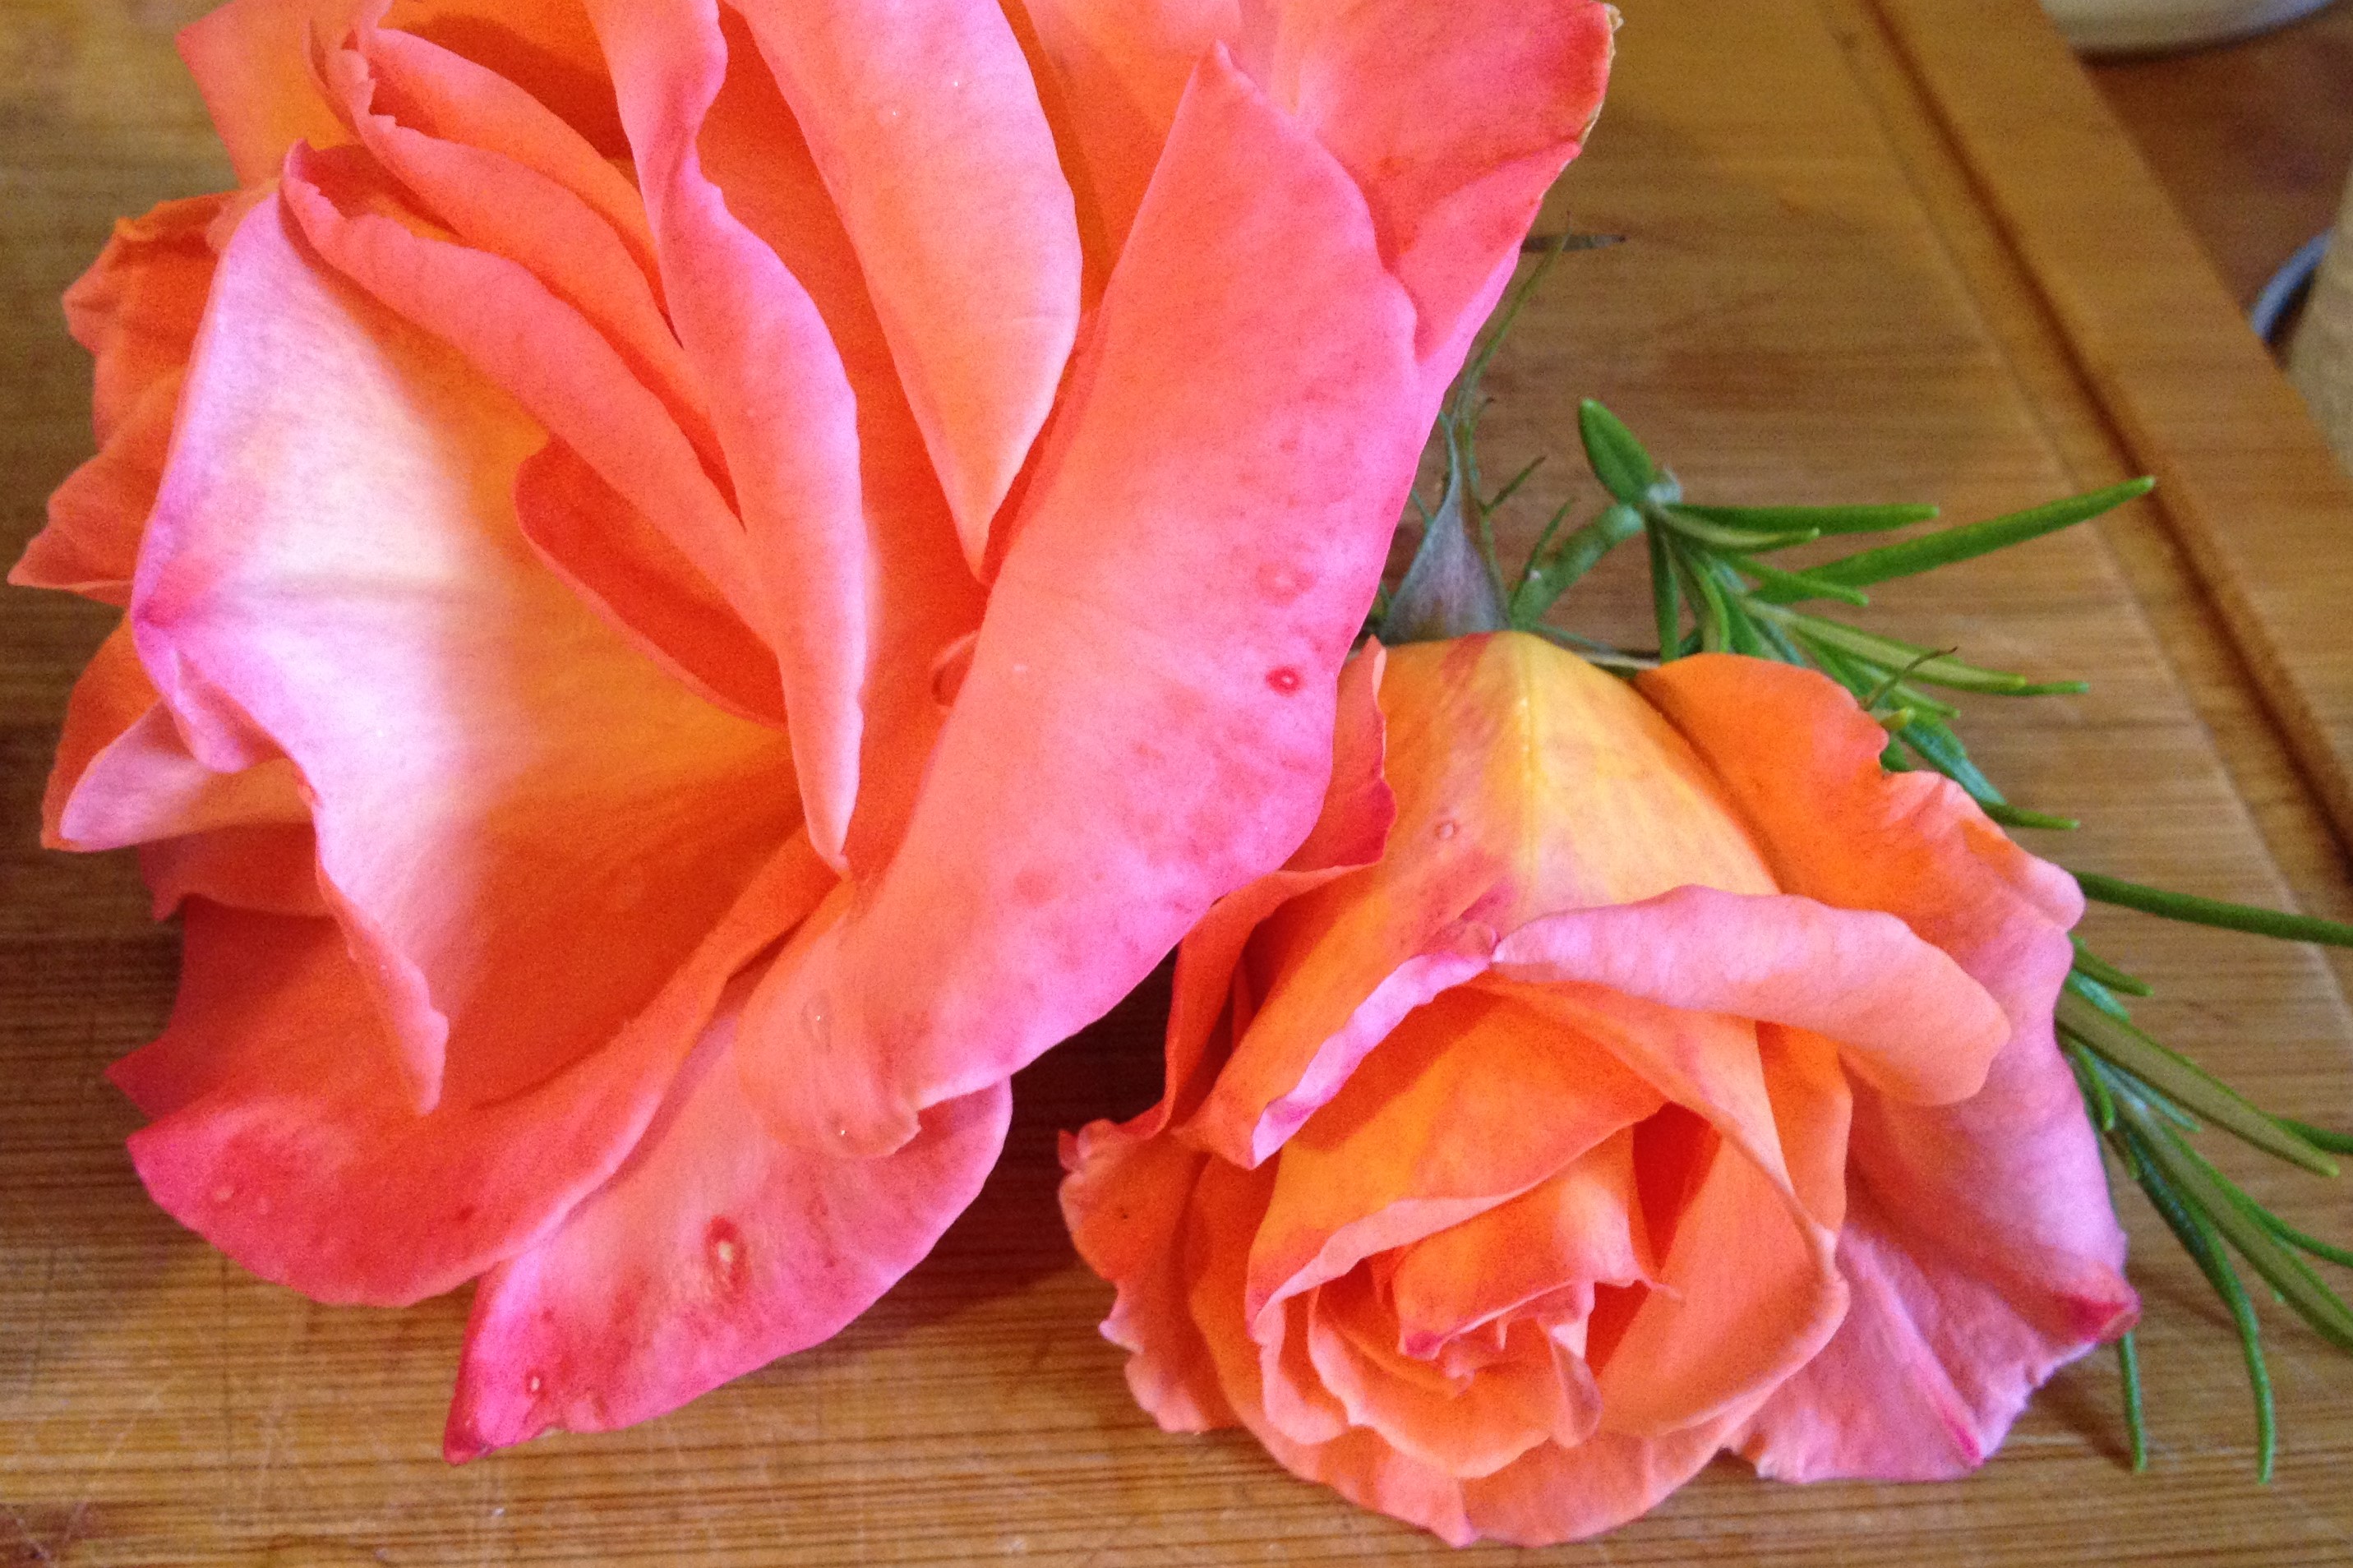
1062,635,2136,1545
14,0,1615,1455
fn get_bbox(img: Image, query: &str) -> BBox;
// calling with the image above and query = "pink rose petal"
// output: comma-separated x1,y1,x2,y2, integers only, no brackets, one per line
1493,884,2011,1108
1009,0,1237,287
448,960,1011,1457
732,0,1081,571
134,194,797,1114
114,834,832,1307
595,0,870,866
690,26,988,874
734,46,1423,1155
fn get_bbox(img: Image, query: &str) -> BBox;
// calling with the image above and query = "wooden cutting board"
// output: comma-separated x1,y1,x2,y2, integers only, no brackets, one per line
8,0,2353,1561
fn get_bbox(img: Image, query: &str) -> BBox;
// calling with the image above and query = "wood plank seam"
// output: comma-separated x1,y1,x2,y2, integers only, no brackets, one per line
1825,0,2353,1022
1870,0,2353,867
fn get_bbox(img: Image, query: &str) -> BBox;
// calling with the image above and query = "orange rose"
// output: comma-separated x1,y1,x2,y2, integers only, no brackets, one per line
14,0,1615,1455
1062,635,2135,1545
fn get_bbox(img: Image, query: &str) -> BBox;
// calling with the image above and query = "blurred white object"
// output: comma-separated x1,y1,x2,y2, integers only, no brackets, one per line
2288,168,2353,475
2042,0,2334,52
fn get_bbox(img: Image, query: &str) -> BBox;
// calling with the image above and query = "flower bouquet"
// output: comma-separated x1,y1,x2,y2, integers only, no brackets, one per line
9,0,2353,1557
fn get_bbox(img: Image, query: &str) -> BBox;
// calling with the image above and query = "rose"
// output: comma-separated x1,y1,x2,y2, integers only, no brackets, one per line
1061,635,2137,1545
13,0,1615,1455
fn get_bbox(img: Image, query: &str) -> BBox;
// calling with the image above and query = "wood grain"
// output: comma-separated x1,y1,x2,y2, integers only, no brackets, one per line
2288,173,2353,467
7,0,2353,1562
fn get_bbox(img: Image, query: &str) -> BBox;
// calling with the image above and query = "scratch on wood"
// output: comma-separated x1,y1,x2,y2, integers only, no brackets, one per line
7,1382,170,1565
247,1297,309,1513
16,1244,56,1403
4,1501,95,1565
215,1252,234,1500
662,1420,722,1555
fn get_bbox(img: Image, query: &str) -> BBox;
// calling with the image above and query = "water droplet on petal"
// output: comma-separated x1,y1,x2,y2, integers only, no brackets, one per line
705,1218,749,1291
1266,666,1302,694
1435,818,1460,840
527,1374,543,1395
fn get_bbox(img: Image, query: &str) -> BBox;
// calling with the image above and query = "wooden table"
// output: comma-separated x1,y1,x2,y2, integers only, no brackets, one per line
2089,1,2353,308
9,0,2353,1561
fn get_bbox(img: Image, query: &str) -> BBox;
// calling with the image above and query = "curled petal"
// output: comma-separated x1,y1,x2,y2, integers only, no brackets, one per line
692,24,985,874
279,143,765,657
356,23,657,278
734,0,1082,570
1087,1114,1740,1548
1388,1132,1653,1355
1207,931,1497,1169
134,194,796,1114
43,624,163,844
447,971,1010,1458
180,0,617,184
1637,653,2084,1044
1180,837,1499,1172
1493,883,2010,1107
113,834,830,1306
1248,0,1617,390
1305,1271,1571,1478
1505,987,1786,1191
1059,1118,1233,1432
1466,985,1846,1439
1008,0,1238,286
1185,1160,1465,1546
1737,1024,2136,1479
1642,655,2129,1473
512,439,785,725
316,32,715,463
61,193,225,440
736,46,1423,1155
1587,1103,1844,1439
1245,986,1663,1321
42,616,307,862
56,703,306,857
1256,1292,1350,1446
42,626,311,920
1192,634,1780,1164
595,0,870,865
